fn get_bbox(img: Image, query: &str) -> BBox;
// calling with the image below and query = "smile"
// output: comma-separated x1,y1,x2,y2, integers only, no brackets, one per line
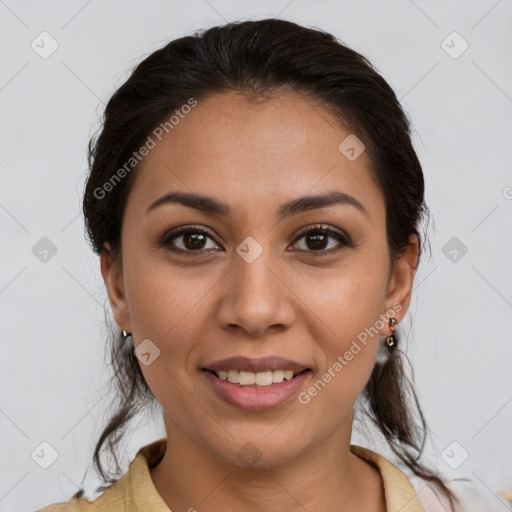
209,369,306,387
202,369,312,411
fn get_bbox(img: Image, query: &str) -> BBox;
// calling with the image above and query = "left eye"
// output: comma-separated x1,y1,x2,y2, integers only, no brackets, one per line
291,226,350,254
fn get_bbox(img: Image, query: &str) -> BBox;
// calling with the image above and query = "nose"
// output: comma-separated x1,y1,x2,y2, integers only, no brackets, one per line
216,241,296,338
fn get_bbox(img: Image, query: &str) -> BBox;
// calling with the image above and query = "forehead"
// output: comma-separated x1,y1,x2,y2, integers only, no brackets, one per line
125,90,384,224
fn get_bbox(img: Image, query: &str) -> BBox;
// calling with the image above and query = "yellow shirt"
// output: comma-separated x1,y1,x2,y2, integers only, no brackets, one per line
35,438,428,511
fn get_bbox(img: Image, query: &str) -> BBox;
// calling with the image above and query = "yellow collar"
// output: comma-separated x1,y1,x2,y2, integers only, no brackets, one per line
87,438,424,511
350,444,424,511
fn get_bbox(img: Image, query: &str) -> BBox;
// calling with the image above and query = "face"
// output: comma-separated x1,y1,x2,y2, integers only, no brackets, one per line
102,90,418,468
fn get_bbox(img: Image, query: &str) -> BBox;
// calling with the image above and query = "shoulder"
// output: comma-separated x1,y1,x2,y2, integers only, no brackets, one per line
36,438,169,512
409,476,511,512
36,476,128,512
36,483,125,512
36,496,100,511
350,444,509,512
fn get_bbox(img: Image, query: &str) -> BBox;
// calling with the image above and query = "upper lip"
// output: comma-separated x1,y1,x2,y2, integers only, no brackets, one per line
204,356,311,374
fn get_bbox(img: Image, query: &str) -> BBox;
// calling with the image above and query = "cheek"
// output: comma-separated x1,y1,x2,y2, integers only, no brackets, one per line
296,262,388,401
298,292,382,415
301,255,389,344
121,256,217,406
124,259,211,417
124,250,217,341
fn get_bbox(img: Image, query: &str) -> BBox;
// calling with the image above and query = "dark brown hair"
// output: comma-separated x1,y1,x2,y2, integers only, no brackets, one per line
77,18,462,510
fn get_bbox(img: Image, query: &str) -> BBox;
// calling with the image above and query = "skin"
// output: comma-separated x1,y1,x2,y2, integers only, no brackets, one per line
101,90,419,511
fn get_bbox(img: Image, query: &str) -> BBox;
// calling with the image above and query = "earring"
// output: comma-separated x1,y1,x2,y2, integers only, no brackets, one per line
121,330,133,346
385,317,398,348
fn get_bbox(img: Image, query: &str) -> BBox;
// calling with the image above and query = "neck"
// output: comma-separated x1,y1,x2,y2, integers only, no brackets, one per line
149,413,386,511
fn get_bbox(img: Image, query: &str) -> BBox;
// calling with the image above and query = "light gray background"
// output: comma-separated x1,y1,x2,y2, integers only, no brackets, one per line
1,1,511,511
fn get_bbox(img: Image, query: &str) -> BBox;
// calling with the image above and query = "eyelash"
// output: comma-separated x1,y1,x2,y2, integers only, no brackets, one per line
158,224,353,257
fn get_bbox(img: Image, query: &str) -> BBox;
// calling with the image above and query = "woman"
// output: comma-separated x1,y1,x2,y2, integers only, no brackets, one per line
38,18,499,512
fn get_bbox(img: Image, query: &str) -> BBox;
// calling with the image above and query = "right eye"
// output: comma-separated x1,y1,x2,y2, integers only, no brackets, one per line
159,225,223,253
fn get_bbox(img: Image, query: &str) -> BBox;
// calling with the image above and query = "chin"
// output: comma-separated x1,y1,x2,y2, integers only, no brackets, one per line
209,432,308,470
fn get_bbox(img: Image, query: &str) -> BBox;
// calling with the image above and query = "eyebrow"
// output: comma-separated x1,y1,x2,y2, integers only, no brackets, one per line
145,190,370,221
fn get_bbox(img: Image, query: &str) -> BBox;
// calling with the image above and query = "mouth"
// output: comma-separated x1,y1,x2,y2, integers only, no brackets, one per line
204,368,310,388
202,356,312,411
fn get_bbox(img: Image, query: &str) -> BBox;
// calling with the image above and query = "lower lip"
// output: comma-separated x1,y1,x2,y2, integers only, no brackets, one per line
203,370,311,411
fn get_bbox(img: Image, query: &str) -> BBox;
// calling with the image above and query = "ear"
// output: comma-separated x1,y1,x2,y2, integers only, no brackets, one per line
100,242,132,333
382,234,419,334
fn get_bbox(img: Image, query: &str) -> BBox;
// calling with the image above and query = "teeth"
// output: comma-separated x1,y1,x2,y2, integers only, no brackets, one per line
254,371,273,386
283,370,294,381
239,371,255,385
216,369,298,386
227,369,239,384
272,369,284,383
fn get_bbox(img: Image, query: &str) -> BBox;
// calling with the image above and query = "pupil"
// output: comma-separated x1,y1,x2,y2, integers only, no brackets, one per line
307,233,327,250
185,233,206,250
